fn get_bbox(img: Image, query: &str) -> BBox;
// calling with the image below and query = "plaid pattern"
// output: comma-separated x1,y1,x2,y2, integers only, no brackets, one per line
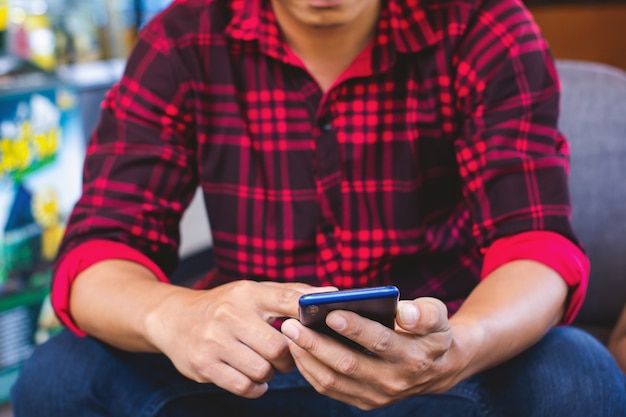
55,0,579,314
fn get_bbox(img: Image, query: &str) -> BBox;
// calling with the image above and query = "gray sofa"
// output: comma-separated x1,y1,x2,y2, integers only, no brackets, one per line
557,60,626,343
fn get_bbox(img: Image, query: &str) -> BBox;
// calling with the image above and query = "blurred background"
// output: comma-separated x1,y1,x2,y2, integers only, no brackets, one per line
0,0,624,415
526,0,626,71
0,0,623,73
0,0,622,73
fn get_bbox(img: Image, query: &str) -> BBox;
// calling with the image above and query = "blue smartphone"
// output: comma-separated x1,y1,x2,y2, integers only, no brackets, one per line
298,286,399,350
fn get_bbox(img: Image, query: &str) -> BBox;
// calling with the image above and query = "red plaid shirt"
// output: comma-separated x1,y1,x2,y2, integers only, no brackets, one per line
52,0,589,333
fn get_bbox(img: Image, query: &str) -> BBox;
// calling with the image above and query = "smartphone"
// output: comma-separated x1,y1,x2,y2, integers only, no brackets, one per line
298,286,399,351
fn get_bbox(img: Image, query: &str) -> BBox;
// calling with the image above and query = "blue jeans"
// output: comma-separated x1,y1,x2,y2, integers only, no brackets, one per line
11,327,626,416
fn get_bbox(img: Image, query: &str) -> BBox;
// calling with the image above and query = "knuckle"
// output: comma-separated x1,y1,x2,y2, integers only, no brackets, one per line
278,288,299,306
235,281,265,302
370,330,393,353
185,350,201,367
317,372,340,393
421,333,451,359
187,370,209,384
250,360,274,382
299,329,320,352
366,394,390,410
227,280,250,298
265,346,289,364
342,318,363,339
430,342,450,358
335,353,359,376
408,360,429,376
356,401,376,411
237,280,256,292
381,376,410,396
194,362,221,384
231,378,255,397
264,334,289,359
430,384,449,394
186,350,211,373
423,298,448,328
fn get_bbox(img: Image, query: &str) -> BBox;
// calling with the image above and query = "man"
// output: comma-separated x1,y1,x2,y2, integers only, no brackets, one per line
11,0,626,415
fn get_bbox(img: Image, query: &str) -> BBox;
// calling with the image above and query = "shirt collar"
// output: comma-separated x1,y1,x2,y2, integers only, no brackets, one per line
385,0,438,53
225,0,438,59
225,0,289,63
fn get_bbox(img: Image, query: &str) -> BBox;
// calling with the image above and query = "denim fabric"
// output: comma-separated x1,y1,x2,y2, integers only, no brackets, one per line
11,327,626,417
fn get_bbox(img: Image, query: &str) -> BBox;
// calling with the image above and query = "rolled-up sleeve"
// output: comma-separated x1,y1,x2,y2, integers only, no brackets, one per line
481,231,589,324
52,240,171,336
453,0,587,315
52,13,198,318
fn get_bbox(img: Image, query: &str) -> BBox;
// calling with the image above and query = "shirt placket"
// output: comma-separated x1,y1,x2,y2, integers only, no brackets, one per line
314,111,345,287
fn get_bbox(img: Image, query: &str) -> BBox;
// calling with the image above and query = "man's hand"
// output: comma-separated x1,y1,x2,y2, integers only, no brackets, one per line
145,280,332,399
281,298,469,410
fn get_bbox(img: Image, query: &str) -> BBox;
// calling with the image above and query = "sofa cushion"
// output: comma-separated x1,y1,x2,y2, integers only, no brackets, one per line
556,60,626,339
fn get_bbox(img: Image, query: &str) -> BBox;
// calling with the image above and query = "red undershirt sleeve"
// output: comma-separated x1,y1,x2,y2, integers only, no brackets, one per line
51,240,171,336
481,230,590,325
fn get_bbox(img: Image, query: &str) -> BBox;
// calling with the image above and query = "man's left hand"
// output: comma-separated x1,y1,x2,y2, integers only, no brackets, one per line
281,297,467,410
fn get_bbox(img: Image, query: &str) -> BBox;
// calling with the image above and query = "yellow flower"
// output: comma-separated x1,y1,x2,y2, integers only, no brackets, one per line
0,137,31,174
33,128,59,159
32,187,60,228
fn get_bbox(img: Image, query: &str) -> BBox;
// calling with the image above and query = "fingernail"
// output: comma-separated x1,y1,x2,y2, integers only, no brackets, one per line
282,322,299,340
399,303,418,326
327,314,347,331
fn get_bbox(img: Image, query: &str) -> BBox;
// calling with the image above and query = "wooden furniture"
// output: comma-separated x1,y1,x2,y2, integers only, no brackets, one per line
528,3,626,71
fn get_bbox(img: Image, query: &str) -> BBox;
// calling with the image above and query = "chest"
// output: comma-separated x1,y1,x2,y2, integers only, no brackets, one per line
192,50,460,185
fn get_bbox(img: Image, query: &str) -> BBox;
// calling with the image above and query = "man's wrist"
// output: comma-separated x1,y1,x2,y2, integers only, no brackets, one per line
143,284,195,352
447,317,486,383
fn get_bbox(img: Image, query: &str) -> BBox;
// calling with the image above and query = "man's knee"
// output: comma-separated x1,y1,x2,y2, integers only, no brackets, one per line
11,330,214,417
528,327,624,383
483,326,626,416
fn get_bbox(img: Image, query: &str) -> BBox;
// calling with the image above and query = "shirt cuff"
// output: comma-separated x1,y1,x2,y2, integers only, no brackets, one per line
51,240,171,336
481,231,590,325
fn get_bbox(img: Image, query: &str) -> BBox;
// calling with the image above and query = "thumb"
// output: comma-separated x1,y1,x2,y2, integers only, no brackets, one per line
397,298,450,336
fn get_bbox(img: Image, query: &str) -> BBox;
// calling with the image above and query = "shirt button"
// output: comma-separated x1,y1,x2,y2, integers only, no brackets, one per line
322,123,332,132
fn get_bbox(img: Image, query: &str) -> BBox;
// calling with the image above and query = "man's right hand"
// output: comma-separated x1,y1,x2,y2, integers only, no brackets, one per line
145,280,329,398
69,259,332,399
